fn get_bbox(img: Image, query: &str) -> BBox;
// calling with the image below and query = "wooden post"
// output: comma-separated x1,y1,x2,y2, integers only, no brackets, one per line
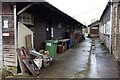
0,1,3,70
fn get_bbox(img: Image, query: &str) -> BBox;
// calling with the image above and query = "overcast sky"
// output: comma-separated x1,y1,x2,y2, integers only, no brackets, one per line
46,0,109,25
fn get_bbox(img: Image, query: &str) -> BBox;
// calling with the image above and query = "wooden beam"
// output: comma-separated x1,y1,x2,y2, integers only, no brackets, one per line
17,3,35,15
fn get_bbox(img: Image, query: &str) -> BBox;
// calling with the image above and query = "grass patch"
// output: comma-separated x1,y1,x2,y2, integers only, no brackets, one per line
2,69,14,78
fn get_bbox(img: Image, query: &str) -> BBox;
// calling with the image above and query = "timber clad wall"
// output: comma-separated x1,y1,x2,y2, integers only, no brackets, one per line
2,3,16,66
34,17,68,51
90,29,98,34
111,1,119,59
52,19,67,40
117,4,120,61
31,3,72,51
99,3,111,51
53,25,66,39
34,18,49,51
117,3,120,62
1,2,83,68
100,0,120,61
88,20,99,37
23,3,69,51
90,26,99,37
117,34,120,61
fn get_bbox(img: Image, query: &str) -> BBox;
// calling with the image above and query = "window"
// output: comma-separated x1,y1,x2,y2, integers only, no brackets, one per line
105,21,111,35
18,12,34,25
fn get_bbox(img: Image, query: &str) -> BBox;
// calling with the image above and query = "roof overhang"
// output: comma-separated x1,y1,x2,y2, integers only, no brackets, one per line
16,2,84,27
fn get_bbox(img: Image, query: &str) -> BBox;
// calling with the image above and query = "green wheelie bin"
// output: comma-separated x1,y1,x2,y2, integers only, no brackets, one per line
45,40,58,60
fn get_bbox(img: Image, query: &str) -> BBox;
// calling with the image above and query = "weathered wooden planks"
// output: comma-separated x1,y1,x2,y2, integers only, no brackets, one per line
26,34,32,51
23,58,39,76
16,48,29,75
16,47,39,76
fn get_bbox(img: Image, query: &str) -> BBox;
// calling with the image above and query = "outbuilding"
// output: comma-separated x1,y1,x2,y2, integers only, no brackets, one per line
88,20,99,37
2,2,85,74
99,0,120,61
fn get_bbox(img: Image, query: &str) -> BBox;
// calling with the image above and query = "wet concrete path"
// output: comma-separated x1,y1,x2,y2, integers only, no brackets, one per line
86,38,119,78
38,38,92,78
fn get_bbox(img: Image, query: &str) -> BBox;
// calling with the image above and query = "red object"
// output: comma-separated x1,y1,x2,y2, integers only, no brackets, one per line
57,45,63,53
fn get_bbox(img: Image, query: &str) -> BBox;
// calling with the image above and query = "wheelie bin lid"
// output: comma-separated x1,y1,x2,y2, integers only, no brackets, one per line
45,40,58,43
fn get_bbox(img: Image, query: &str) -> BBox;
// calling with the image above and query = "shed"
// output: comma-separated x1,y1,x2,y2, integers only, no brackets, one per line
2,2,84,74
88,20,99,37
16,2,84,51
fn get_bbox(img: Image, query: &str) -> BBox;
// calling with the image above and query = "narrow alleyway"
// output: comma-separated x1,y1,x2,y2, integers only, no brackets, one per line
2,38,120,79
38,38,92,78
86,38,119,78
37,38,119,79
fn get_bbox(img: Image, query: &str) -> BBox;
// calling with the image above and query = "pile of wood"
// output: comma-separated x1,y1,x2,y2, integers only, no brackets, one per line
16,47,52,76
